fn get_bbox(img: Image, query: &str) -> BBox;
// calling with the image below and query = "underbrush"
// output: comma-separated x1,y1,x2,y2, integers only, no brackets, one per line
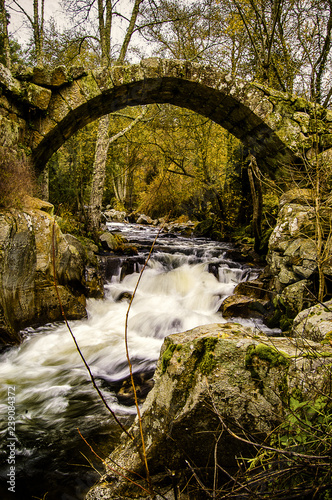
0,147,36,208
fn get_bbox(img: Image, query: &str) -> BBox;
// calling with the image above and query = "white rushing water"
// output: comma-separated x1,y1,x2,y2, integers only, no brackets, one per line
0,222,269,499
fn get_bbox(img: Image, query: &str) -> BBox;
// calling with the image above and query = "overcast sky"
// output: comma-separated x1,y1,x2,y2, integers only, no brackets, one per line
7,0,66,44
7,0,140,56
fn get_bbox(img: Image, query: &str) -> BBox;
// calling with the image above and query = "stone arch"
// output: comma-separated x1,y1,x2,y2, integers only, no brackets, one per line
1,58,329,172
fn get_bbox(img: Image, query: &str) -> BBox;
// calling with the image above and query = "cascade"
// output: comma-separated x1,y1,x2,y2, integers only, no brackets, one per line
0,223,273,499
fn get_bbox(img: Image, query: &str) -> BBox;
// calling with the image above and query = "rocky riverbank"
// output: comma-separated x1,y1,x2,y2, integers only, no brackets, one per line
0,196,103,345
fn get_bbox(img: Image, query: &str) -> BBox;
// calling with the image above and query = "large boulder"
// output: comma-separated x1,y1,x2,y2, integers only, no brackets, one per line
0,198,103,344
292,298,332,342
220,294,270,318
86,322,332,500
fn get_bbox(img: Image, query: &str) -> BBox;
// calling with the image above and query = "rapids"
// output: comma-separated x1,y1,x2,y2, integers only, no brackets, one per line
0,222,273,499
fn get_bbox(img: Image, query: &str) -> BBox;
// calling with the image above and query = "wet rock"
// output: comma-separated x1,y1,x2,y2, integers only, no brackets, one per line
116,291,133,302
86,323,332,500
100,232,138,256
234,279,271,300
137,214,153,225
221,294,270,318
99,232,125,252
116,372,155,406
0,199,103,344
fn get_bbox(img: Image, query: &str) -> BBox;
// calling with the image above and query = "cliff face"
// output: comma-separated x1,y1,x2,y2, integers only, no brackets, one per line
0,197,103,344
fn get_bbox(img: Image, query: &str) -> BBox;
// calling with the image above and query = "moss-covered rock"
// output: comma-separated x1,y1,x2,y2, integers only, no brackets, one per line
86,323,332,499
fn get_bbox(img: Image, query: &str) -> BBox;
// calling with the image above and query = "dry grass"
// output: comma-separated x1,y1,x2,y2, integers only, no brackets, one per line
0,147,36,208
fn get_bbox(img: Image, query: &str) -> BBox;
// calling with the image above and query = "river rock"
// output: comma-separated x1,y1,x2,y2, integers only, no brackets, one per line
100,232,122,251
137,214,153,225
86,322,332,500
292,299,332,342
103,209,127,222
0,198,103,344
234,279,271,300
221,294,270,318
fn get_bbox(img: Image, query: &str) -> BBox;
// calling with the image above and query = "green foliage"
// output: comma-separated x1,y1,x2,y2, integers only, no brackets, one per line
0,36,25,67
244,394,332,499
55,207,85,238
48,123,97,214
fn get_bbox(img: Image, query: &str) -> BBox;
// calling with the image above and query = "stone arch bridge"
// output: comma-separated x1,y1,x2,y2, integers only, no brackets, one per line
1,58,332,172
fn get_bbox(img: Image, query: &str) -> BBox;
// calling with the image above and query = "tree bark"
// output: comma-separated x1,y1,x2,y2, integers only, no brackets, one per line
87,114,110,234
247,154,263,253
33,0,44,65
88,107,147,233
0,0,11,69
117,0,144,64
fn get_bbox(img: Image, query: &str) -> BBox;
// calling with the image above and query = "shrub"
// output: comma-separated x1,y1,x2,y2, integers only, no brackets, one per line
0,148,36,208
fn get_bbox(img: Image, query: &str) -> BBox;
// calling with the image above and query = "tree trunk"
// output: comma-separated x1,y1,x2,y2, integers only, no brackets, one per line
86,0,144,237
33,0,44,65
117,0,144,64
87,114,110,235
39,165,49,201
88,108,147,235
247,154,263,253
0,0,11,69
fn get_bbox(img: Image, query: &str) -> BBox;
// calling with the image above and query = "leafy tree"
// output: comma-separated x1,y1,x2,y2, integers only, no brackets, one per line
60,0,146,235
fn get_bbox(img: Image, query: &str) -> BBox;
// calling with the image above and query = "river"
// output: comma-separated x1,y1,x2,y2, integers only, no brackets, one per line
0,222,275,500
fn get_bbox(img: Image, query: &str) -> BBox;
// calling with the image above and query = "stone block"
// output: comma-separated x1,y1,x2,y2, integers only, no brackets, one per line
23,82,52,110
59,80,86,110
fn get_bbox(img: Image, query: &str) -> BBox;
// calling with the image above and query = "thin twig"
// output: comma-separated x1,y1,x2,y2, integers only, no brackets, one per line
51,216,133,440
77,429,152,495
124,219,168,493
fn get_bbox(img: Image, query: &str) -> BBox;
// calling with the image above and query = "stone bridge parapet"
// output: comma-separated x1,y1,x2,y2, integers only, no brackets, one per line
1,58,332,172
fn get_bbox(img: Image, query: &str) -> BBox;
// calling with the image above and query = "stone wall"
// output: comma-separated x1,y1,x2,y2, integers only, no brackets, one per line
265,188,332,330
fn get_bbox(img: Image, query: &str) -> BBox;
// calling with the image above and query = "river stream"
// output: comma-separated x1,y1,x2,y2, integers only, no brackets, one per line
0,222,275,500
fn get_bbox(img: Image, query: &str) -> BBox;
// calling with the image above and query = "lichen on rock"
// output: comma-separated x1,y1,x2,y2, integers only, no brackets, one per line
0,198,103,344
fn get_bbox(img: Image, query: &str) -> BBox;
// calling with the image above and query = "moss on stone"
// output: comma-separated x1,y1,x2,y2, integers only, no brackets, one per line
245,343,290,368
161,343,177,373
322,331,332,345
245,343,290,393
196,337,218,375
